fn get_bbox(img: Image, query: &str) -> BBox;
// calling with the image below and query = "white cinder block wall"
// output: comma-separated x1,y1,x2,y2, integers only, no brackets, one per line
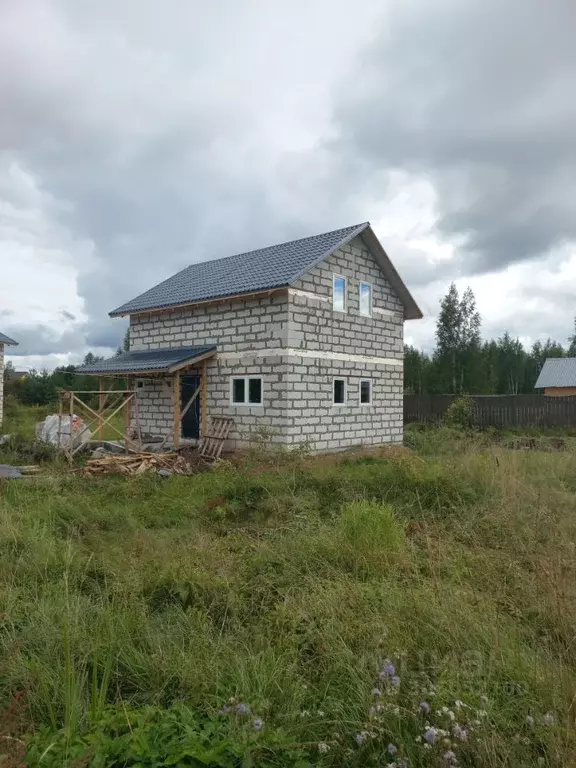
128,234,405,451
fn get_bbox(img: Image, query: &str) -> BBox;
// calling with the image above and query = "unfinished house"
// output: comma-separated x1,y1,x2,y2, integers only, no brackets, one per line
0,332,18,425
79,223,422,452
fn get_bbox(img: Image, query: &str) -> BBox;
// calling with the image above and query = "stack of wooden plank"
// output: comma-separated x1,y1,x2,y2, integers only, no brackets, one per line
81,452,205,477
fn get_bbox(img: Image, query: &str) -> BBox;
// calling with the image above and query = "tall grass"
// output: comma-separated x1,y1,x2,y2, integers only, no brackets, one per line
0,428,575,764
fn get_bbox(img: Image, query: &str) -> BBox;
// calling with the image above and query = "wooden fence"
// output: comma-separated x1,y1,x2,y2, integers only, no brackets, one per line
404,394,576,429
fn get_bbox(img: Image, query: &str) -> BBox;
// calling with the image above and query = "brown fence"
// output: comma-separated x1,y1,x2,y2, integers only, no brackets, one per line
404,394,576,429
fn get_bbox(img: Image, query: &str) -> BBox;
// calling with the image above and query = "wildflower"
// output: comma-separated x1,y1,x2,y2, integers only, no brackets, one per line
387,743,398,755
236,703,251,716
443,750,458,764
379,659,396,680
355,731,369,746
453,725,468,741
317,710,325,717
476,710,488,719
391,675,401,688
300,710,310,718
398,761,409,768
218,704,232,715
543,712,554,726
318,742,330,754
441,706,449,714
448,710,456,721
372,687,382,698
525,715,534,727
415,735,422,743
252,718,264,731
424,727,437,745
419,701,431,714
480,695,489,707
454,700,464,709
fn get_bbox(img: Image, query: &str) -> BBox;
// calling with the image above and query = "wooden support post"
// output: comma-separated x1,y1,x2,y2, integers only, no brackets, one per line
98,376,105,440
201,359,208,438
124,376,132,453
173,372,181,449
57,393,63,451
68,391,75,464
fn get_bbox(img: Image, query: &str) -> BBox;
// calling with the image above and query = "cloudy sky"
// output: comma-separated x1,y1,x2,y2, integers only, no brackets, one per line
1,0,575,369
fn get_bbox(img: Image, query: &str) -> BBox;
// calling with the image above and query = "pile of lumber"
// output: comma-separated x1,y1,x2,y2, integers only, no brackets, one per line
81,452,207,477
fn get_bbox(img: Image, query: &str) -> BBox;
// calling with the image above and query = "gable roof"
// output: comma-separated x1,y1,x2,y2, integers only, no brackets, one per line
0,332,17,346
535,357,576,388
76,345,216,375
110,223,422,320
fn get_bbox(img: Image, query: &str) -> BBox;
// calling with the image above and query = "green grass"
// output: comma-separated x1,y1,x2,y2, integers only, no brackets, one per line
0,417,575,765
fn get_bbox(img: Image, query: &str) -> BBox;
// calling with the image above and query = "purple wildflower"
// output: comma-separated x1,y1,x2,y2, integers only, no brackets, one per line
252,718,264,731
218,704,233,715
453,725,468,741
419,701,431,714
424,727,437,745
387,743,397,755
355,732,367,746
379,659,396,680
543,712,554,726
236,702,251,716
443,750,458,764
390,675,401,688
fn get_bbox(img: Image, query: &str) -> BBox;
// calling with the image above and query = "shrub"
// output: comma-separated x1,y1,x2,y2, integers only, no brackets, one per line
444,395,474,429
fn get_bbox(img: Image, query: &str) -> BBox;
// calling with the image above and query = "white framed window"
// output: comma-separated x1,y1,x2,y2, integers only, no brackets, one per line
359,282,373,317
359,379,372,405
230,376,263,406
333,377,347,405
333,274,347,312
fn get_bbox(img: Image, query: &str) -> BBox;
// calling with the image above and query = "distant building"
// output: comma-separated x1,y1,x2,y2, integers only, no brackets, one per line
534,358,576,396
0,332,18,424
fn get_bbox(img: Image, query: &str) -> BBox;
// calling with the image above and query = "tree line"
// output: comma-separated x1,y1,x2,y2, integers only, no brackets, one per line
405,283,576,395
5,329,131,407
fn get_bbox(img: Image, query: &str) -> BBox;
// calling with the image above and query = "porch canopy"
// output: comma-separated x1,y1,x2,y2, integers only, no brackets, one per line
75,345,217,449
76,345,216,376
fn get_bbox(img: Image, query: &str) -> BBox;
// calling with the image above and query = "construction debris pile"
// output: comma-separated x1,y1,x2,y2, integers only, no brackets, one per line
80,450,211,477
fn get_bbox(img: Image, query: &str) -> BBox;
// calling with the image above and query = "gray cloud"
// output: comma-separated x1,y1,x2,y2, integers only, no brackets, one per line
332,0,576,277
0,0,575,364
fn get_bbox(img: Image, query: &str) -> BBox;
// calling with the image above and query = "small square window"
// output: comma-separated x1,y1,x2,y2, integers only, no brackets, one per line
360,379,372,404
359,282,372,316
232,378,245,404
333,378,346,405
333,275,347,312
231,376,263,406
248,377,262,404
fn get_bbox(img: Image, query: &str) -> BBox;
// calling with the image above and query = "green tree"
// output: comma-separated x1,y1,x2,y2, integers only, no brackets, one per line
568,317,576,356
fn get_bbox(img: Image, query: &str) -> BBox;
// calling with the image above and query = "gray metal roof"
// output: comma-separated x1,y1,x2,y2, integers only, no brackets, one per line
77,345,216,375
0,332,17,346
110,222,422,320
534,357,576,388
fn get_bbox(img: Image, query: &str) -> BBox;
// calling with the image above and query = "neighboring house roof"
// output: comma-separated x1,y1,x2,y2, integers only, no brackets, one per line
77,345,216,375
534,357,576,388
110,222,422,320
0,332,18,346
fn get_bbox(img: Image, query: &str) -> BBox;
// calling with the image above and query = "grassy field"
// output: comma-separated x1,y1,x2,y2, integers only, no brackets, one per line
0,407,575,766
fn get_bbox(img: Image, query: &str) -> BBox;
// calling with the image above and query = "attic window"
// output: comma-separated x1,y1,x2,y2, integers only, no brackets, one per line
333,275,347,312
359,282,372,316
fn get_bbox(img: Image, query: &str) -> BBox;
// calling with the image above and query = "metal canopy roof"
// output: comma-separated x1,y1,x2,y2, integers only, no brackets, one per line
0,332,18,345
76,345,216,376
535,357,576,388
110,222,422,320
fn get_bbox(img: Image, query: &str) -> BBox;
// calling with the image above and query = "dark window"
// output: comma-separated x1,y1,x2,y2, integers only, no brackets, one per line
232,378,245,404
360,379,372,404
333,378,346,404
248,377,262,404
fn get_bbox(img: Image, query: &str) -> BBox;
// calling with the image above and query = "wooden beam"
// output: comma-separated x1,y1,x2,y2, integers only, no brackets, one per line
124,376,132,453
172,372,181,449
68,391,75,464
69,394,134,456
57,393,63,451
98,376,105,439
180,384,201,422
111,287,286,318
201,359,208,438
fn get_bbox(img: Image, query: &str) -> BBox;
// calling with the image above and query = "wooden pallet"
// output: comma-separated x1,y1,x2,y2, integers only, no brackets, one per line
199,417,234,460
